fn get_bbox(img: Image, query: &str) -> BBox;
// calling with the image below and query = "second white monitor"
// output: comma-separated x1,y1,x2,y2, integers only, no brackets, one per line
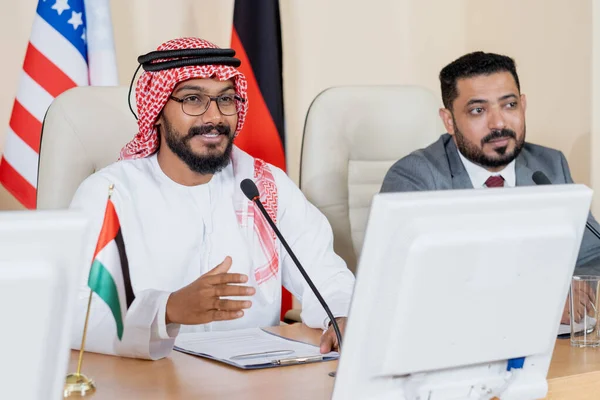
333,184,592,400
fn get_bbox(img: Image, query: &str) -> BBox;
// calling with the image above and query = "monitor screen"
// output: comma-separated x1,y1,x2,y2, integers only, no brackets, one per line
333,184,592,400
0,210,88,400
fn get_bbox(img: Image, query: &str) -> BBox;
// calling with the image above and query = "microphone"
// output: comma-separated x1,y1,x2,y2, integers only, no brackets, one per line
240,178,343,353
532,171,600,241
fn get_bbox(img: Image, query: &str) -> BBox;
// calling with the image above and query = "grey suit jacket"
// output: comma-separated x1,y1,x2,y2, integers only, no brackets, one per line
381,133,600,274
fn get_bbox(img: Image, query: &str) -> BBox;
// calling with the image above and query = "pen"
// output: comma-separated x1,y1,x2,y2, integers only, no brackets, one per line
230,350,294,360
271,355,324,365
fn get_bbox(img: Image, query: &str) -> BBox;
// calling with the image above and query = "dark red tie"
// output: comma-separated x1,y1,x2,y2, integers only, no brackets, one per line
485,175,505,188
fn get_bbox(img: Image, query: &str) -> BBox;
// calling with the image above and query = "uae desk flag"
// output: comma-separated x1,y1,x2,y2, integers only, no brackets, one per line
88,195,134,340
231,0,291,320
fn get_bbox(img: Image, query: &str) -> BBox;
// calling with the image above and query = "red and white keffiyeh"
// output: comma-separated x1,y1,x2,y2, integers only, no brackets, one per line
120,37,281,303
120,37,249,160
232,147,281,303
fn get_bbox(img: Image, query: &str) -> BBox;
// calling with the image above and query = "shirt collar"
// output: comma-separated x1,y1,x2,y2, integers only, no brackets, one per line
457,150,516,188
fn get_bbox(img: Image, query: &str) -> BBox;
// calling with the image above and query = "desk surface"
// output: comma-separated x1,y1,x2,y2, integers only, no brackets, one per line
68,324,600,400
546,338,600,399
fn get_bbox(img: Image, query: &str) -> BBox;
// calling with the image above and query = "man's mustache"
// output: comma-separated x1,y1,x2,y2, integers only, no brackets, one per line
481,129,516,146
185,124,231,140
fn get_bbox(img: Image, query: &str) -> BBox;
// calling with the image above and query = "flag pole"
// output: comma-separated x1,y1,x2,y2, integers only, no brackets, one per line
76,289,94,375
64,184,115,397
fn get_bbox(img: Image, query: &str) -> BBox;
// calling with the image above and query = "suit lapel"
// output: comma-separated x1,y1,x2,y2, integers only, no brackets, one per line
515,154,535,186
446,138,474,189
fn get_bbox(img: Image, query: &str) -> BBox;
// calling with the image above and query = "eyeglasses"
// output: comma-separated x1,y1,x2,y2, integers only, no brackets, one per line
169,93,245,116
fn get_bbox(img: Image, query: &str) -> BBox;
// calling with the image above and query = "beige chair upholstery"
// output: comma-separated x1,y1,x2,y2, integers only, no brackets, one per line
300,85,444,273
37,86,136,209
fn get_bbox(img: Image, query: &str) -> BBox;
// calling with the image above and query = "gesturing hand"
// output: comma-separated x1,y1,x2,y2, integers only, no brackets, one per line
165,256,255,325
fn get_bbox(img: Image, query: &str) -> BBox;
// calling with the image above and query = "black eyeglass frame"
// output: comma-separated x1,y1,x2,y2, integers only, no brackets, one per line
168,94,245,116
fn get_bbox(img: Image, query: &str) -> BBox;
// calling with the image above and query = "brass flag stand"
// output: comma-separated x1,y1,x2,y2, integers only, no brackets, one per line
64,289,96,397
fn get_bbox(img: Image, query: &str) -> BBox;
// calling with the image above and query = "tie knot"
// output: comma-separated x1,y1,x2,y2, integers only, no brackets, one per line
485,175,505,188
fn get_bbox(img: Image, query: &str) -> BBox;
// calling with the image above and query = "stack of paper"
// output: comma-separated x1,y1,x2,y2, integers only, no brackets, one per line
558,316,597,336
174,327,339,369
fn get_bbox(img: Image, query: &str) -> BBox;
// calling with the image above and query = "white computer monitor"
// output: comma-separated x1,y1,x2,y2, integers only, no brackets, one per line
0,210,88,400
332,184,592,400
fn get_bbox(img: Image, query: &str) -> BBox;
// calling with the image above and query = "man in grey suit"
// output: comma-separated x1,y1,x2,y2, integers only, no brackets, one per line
381,51,600,324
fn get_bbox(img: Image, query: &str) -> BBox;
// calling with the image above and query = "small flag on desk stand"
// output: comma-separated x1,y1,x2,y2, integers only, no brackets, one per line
64,184,135,397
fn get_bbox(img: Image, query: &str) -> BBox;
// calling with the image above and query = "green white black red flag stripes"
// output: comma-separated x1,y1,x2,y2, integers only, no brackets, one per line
88,198,134,340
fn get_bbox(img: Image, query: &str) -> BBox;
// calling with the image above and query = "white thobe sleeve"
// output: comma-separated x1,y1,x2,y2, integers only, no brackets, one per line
68,174,180,360
273,169,356,330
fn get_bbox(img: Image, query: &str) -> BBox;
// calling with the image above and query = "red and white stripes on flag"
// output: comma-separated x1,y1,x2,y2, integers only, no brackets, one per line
0,0,117,209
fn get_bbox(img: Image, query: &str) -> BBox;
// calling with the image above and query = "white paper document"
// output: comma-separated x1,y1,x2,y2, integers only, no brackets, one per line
558,315,597,336
174,327,339,369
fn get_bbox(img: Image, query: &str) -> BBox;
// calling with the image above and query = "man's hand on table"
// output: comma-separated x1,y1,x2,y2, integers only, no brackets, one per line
561,284,596,325
320,317,347,354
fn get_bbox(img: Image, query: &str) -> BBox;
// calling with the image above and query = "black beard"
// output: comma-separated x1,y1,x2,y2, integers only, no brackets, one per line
454,123,525,169
163,120,233,175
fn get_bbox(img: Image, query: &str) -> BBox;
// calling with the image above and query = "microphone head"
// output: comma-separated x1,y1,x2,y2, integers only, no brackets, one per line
532,171,552,185
240,179,260,201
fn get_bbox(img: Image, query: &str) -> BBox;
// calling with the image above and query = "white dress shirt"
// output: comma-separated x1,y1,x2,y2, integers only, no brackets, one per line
457,150,516,188
69,154,355,360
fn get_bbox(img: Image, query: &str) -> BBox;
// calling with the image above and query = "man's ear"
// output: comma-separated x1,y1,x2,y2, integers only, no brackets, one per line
154,114,163,134
439,108,456,136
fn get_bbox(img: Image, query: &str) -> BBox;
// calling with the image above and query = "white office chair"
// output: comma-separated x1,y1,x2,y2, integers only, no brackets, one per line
37,86,136,209
300,85,444,273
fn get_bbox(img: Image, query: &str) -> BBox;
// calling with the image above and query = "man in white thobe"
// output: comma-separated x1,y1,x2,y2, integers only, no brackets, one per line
69,37,355,360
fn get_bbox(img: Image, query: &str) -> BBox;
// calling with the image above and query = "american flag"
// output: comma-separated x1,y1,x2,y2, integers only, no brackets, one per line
0,0,117,209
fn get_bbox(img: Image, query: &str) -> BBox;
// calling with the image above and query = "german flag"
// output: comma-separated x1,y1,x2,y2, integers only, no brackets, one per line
231,0,291,319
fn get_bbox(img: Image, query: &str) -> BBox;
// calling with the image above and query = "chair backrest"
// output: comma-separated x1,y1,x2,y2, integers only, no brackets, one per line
37,86,136,209
300,85,443,272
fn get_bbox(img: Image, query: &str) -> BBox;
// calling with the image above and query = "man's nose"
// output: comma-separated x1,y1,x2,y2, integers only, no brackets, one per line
201,99,223,124
487,106,506,130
